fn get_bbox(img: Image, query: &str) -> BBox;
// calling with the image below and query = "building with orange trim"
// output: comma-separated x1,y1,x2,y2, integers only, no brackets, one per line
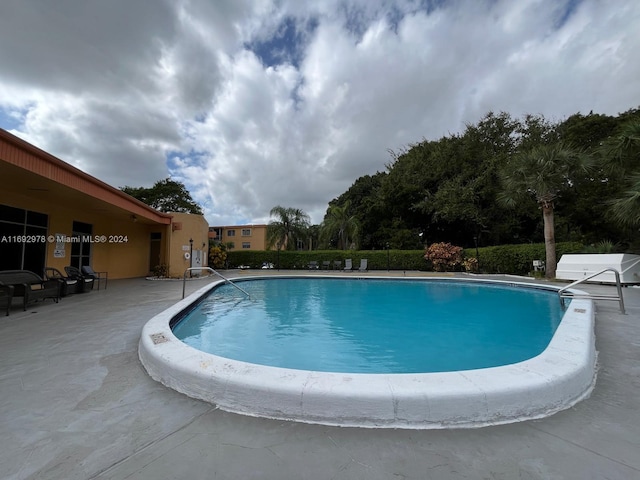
0,129,208,279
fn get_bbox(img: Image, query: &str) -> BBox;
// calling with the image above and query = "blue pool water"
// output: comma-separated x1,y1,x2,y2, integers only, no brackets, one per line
172,278,564,374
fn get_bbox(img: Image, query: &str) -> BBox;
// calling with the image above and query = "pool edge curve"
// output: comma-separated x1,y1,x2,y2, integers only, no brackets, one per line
138,276,597,429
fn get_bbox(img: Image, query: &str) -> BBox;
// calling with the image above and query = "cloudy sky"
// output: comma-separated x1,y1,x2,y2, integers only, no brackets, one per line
1,0,639,225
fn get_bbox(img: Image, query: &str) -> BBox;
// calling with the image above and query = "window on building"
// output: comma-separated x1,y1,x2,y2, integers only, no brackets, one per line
208,227,222,240
241,228,251,236
242,242,251,249
227,229,235,237
0,204,48,272
70,221,92,269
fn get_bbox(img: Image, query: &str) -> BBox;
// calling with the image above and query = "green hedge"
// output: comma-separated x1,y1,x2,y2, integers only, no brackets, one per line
226,250,428,271
466,241,584,275
226,241,584,275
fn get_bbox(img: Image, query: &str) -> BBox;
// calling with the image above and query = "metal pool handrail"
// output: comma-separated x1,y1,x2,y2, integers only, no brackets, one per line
182,267,250,299
558,267,625,314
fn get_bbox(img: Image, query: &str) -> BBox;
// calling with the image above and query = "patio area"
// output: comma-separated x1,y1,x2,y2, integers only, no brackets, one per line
1,272,638,480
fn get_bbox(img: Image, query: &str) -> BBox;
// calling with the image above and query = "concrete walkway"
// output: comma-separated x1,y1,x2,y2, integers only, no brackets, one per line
0,272,638,480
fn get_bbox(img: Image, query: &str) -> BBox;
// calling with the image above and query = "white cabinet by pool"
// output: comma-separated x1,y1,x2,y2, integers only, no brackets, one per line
556,254,640,284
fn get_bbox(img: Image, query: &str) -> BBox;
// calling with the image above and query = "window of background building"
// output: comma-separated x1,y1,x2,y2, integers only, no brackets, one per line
227,229,235,237
209,227,222,240
242,242,251,249
241,229,251,236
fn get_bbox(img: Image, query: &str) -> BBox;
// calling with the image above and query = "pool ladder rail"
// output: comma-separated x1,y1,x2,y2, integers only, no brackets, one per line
182,267,250,299
558,267,625,314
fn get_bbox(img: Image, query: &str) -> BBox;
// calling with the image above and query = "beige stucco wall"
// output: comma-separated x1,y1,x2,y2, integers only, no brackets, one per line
0,191,170,279
167,212,209,278
1,188,210,280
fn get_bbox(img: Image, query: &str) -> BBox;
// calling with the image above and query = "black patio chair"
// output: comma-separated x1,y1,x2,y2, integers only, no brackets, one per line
64,266,94,293
81,265,108,290
43,267,78,297
0,282,14,316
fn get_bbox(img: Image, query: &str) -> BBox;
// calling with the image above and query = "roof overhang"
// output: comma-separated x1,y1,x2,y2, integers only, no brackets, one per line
0,129,172,225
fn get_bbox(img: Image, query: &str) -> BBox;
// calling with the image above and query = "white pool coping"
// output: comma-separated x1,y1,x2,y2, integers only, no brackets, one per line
139,276,597,429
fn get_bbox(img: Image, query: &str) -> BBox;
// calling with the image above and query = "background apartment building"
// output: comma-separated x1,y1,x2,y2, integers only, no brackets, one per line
209,225,269,251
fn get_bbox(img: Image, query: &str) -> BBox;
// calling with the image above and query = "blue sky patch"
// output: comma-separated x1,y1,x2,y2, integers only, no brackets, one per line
0,106,25,131
554,0,583,29
167,149,208,171
247,16,318,68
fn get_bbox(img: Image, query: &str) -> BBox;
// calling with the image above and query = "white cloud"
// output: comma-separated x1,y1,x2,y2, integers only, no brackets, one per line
1,0,638,225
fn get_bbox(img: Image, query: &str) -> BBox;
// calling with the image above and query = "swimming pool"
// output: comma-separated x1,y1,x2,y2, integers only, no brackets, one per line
139,275,596,429
172,278,564,374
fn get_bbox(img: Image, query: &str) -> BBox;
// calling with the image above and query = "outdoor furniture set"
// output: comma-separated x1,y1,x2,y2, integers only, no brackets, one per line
307,258,368,272
0,270,62,315
0,265,105,316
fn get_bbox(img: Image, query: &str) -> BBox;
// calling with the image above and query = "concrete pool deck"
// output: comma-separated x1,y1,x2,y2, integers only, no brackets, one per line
1,271,639,479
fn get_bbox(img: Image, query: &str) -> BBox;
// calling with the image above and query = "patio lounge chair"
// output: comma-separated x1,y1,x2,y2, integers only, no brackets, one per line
308,261,319,270
333,260,342,270
0,270,61,311
0,282,14,316
81,265,108,290
358,258,368,272
43,267,78,297
64,266,94,293
322,261,331,270
344,259,353,271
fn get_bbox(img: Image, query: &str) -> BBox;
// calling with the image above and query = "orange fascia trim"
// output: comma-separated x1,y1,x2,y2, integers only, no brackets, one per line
0,129,172,224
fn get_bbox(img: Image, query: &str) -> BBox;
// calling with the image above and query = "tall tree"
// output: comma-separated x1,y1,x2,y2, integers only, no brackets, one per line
610,173,640,227
320,202,360,250
329,172,387,249
499,143,592,278
602,121,640,227
121,178,203,214
266,206,310,251
322,107,640,252
551,112,623,244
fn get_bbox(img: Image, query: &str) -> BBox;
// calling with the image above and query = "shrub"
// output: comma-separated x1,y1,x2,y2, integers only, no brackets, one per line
462,257,479,273
152,263,168,278
582,240,619,254
424,242,463,272
209,245,228,269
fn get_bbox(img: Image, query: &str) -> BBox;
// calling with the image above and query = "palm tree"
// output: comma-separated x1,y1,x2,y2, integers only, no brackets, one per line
610,172,640,227
266,206,310,251
602,121,640,227
499,143,591,279
320,203,360,250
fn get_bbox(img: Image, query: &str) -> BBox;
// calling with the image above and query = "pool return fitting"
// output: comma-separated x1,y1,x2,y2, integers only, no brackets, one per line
182,267,250,299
